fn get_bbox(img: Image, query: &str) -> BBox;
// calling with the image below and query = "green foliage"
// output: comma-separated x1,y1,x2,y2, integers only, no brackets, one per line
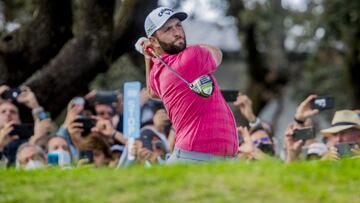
1,159,360,203
90,54,146,91
293,49,353,110
323,0,360,43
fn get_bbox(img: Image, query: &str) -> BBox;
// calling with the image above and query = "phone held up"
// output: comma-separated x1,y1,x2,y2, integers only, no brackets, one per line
221,90,238,102
9,124,34,139
293,126,316,141
310,96,334,111
1,88,21,101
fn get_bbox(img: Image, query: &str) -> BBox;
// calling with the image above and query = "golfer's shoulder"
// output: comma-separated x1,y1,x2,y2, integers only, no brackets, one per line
183,45,208,56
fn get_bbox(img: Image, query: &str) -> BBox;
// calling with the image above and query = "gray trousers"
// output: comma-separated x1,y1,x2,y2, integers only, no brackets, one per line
166,148,236,164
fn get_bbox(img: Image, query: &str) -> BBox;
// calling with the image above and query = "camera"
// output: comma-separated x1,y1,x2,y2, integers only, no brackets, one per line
293,126,315,141
94,91,118,104
47,153,59,166
310,96,334,111
221,90,238,102
335,142,356,158
140,131,154,151
74,116,96,137
79,150,94,163
9,124,34,139
1,88,21,101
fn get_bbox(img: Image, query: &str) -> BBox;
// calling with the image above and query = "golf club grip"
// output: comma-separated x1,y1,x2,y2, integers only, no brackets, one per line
146,47,156,57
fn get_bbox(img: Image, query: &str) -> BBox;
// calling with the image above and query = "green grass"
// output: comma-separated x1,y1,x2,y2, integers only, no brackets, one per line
1,159,360,203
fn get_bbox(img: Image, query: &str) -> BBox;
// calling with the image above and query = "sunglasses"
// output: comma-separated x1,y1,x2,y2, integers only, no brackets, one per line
253,137,270,146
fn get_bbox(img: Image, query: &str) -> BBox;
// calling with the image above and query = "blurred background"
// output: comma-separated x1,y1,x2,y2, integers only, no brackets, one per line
0,0,359,156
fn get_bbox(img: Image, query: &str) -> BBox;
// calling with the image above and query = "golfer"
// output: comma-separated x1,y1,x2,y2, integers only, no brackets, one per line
135,7,238,163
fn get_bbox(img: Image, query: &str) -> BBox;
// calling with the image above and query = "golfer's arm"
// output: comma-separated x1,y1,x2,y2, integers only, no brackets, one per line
145,58,160,99
199,44,223,67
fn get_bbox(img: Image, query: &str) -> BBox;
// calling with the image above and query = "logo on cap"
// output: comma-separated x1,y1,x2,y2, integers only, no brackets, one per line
158,8,173,17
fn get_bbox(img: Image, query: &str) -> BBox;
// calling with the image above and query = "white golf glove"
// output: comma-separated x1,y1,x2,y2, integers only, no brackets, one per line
134,37,148,55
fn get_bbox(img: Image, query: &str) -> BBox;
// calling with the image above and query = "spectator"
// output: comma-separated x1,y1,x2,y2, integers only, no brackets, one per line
79,134,112,167
58,97,127,161
321,110,360,160
0,85,52,165
108,144,124,167
306,142,328,160
0,102,22,165
46,136,72,166
237,126,272,161
57,98,84,159
234,93,275,158
284,95,320,163
141,105,170,147
16,143,47,169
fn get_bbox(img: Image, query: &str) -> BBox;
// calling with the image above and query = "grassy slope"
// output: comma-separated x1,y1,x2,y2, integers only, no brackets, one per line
1,159,360,203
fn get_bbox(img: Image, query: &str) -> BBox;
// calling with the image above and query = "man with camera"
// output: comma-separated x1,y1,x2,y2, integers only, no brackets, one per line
320,110,360,160
136,7,238,163
233,93,275,160
0,85,52,165
57,95,127,160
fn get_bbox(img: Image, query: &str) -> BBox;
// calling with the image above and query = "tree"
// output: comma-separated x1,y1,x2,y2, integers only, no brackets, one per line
0,0,158,118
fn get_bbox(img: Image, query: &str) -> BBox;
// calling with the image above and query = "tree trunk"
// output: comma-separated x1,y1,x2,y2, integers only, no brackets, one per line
24,0,115,117
0,0,72,85
21,0,158,118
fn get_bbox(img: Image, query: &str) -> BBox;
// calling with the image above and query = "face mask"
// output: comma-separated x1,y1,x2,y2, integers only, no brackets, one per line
48,149,71,166
25,159,45,170
258,143,275,156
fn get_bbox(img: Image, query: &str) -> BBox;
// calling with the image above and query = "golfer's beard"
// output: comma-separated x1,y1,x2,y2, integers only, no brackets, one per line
158,37,187,55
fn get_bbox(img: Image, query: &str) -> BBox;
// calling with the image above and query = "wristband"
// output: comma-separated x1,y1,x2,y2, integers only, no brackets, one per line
249,117,261,129
32,106,44,116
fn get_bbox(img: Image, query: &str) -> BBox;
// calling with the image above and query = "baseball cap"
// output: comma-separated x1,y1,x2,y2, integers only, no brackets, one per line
110,144,125,153
144,7,188,37
306,142,328,156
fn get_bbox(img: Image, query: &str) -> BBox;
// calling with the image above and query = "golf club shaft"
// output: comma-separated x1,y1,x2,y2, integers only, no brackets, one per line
147,48,192,87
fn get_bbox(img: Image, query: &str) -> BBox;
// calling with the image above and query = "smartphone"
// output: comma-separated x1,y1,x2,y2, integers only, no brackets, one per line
310,96,334,111
293,126,315,141
1,88,21,100
74,117,96,137
9,124,34,139
221,90,238,102
139,130,155,151
335,142,356,158
94,91,118,104
79,150,94,163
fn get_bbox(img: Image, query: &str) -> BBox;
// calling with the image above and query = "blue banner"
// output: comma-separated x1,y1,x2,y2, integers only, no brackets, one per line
123,82,141,139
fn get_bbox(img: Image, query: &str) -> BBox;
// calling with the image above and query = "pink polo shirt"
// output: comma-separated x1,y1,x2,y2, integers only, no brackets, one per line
149,45,238,156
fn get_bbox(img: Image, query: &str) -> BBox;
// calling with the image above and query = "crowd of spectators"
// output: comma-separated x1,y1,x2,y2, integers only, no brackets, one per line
0,84,359,169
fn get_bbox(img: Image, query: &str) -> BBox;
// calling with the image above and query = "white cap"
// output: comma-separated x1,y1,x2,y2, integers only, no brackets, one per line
144,7,187,37
306,143,328,156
